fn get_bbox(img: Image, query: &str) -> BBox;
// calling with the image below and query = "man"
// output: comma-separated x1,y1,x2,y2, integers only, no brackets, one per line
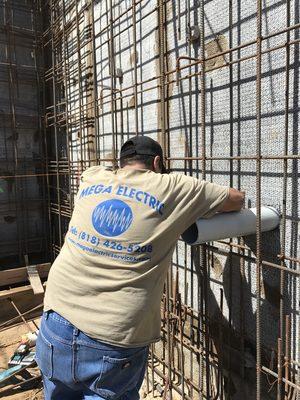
36,135,244,399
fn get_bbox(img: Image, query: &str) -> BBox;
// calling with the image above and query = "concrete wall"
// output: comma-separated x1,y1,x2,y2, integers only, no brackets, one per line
0,0,49,268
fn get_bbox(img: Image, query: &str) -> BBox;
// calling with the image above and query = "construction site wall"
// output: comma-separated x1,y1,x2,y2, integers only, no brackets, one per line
0,0,296,399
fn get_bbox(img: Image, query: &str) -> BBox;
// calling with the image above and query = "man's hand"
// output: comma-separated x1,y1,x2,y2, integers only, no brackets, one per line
220,188,245,212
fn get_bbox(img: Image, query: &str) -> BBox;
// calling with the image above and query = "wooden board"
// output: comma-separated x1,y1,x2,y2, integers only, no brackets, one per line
26,266,44,295
0,285,34,300
0,283,46,301
0,263,51,288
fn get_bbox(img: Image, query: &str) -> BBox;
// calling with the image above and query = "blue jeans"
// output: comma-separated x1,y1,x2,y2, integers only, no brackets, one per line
36,311,149,400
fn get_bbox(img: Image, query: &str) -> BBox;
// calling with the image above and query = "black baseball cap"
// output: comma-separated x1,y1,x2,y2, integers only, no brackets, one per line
120,136,167,173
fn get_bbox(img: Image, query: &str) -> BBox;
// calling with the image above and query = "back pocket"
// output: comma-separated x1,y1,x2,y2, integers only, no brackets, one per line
95,347,148,400
35,329,53,379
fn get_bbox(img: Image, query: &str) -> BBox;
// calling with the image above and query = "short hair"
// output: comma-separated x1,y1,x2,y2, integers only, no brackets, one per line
120,154,154,169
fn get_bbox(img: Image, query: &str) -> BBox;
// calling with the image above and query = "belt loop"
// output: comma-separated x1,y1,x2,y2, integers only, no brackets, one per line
44,310,50,320
74,327,79,337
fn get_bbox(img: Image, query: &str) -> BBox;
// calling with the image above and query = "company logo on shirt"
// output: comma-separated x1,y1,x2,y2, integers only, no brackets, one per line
80,183,164,215
92,199,133,237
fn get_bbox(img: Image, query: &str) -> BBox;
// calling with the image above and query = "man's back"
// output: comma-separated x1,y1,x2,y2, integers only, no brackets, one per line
44,166,229,347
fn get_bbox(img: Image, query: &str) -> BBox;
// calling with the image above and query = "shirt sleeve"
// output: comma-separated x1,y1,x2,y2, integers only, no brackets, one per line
168,174,230,234
194,179,230,219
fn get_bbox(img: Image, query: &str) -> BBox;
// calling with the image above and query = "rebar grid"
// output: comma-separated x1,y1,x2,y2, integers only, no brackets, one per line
42,1,300,399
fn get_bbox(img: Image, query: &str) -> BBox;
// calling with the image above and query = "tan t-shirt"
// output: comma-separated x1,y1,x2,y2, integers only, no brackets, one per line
44,166,229,347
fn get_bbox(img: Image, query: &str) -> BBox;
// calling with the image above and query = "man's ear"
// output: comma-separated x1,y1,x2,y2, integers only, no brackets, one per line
153,156,161,173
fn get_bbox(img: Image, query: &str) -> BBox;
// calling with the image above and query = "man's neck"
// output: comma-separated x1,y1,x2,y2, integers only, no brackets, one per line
122,163,149,171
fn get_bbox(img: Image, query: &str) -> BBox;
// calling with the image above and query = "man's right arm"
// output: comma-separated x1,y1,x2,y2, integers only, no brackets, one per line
219,188,245,212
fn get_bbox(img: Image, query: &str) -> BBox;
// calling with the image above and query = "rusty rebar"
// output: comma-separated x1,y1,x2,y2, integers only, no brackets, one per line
38,1,300,398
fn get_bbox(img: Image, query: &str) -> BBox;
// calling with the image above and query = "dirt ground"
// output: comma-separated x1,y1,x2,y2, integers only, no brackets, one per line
0,320,161,400
0,319,43,399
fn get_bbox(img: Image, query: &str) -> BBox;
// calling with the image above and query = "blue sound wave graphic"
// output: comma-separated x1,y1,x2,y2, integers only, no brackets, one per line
92,199,133,237
93,204,132,233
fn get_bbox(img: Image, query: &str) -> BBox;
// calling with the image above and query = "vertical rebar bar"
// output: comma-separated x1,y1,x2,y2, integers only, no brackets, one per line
39,0,52,262
132,0,139,136
50,0,63,250
157,1,171,395
199,0,207,397
75,1,85,168
228,1,234,392
277,338,283,400
61,0,73,212
284,315,290,399
90,0,100,162
108,0,116,166
255,0,263,398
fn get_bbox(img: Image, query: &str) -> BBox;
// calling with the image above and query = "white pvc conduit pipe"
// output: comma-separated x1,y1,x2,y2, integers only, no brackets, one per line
181,206,280,245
